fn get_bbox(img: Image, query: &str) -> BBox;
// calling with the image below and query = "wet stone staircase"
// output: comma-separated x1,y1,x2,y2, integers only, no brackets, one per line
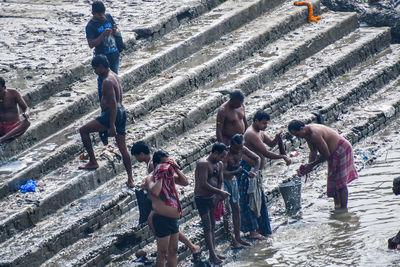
1,0,400,266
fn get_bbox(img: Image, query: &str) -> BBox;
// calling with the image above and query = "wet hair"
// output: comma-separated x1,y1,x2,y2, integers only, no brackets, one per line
394,177,400,186
92,1,106,13
230,134,244,145
212,143,228,154
91,55,109,69
253,110,270,122
229,90,244,102
152,150,169,166
0,77,5,87
288,120,305,132
131,141,150,156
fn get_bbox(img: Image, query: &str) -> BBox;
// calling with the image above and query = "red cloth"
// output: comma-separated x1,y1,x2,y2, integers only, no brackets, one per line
213,195,225,221
0,121,20,136
327,138,358,197
154,163,182,214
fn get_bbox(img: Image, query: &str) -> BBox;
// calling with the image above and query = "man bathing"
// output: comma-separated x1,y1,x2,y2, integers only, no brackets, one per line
243,110,291,238
288,120,358,209
146,150,188,267
223,134,259,246
79,55,134,188
216,90,248,145
131,142,201,257
0,77,30,143
195,143,230,264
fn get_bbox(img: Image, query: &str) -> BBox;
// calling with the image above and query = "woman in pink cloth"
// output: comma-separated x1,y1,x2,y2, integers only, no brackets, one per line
146,150,188,267
288,120,358,209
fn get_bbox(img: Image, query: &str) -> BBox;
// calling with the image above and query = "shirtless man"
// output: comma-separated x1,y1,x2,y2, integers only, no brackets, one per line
223,134,260,246
131,142,201,257
388,177,400,250
243,110,291,237
146,150,189,267
288,120,358,209
0,77,30,143
194,143,230,265
79,55,134,188
216,90,248,145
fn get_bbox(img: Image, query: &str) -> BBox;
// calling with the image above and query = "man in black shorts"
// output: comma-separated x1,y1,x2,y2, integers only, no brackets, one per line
78,55,134,188
86,1,122,102
194,143,230,265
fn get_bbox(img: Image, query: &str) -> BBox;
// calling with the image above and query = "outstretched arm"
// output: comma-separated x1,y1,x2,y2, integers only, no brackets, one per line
308,133,330,168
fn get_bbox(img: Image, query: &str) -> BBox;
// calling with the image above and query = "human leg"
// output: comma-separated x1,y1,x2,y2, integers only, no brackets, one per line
337,186,348,209
106,52,120,74
231,201,250,246
200,212,221,264
167,233,179,267
156,235,170,267
0,120,30,143
78,119,107,169
178,232,200,254
115,134,134,187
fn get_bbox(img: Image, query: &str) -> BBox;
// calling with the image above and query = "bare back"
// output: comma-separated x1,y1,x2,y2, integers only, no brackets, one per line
100,71,123,111
307,124,341,156
0,89,25,122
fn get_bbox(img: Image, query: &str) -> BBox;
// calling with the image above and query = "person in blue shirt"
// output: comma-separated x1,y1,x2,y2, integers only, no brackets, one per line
86,1,121,102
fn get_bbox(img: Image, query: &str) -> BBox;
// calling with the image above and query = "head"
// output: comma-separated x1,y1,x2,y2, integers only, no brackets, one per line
288,120,307,138
211,143,228,162
131,141,150,163
230,134,244,154
393,177,400,196
91,1,106,20
91,55,109,76
0,77,5,94
228,90,244,109
152,150,169,167
252,110,270,131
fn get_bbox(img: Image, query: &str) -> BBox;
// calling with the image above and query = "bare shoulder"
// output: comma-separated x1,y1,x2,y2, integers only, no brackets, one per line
217,102,228,114
7,88,20,96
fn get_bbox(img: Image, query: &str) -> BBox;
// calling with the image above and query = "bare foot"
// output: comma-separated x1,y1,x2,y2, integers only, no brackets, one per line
249,232,266,240
190,244,201,255
210,256,223,265
126,181,135,188
237,238,251,246
78,162,99,170
232,240,245,249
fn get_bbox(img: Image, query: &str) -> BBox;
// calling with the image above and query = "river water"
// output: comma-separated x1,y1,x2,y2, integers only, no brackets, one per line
224,135,400,266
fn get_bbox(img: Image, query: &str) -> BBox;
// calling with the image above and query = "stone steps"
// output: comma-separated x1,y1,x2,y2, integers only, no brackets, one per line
0,7,367,246
0,0,288,160
32,29,400,267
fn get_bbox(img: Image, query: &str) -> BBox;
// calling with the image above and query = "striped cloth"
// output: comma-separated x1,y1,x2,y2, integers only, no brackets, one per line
327,138,358,197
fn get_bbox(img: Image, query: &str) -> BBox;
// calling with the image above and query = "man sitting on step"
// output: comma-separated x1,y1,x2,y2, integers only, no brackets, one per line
0,77,30,143
78,55,134,189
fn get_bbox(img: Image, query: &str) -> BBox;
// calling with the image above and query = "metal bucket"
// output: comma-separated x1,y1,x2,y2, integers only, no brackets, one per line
279,180,302,213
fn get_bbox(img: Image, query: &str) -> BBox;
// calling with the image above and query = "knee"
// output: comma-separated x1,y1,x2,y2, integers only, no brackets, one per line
168,244,178,255
23,120,30,128
158,246,168,258
79,126,87,135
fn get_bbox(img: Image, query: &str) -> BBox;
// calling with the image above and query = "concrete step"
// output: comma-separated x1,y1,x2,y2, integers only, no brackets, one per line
0,9,365,243
0,0,326,201
0,0,290,160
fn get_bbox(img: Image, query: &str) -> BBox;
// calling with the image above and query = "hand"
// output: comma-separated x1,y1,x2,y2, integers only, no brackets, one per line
298,163,312,176
108,126,117,137
220,190,230,200
234,166,243,174
248,171,256,178
168,159,180,170
22,111,30,120
112,25,120,36
103,28,112,36
283,155,292,166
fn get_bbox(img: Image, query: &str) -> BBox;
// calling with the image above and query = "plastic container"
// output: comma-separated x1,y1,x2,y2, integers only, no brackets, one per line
279,180,301,212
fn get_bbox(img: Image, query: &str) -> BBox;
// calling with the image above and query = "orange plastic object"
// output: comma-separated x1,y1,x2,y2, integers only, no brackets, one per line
294,2,321,23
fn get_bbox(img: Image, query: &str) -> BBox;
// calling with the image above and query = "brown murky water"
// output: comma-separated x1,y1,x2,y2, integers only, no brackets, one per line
223,137,400,266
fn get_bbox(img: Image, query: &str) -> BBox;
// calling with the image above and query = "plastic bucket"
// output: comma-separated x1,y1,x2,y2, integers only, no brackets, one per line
279,180,301,212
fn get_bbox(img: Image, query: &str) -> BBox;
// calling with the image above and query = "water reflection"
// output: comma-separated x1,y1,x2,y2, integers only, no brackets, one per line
225,142,400,267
